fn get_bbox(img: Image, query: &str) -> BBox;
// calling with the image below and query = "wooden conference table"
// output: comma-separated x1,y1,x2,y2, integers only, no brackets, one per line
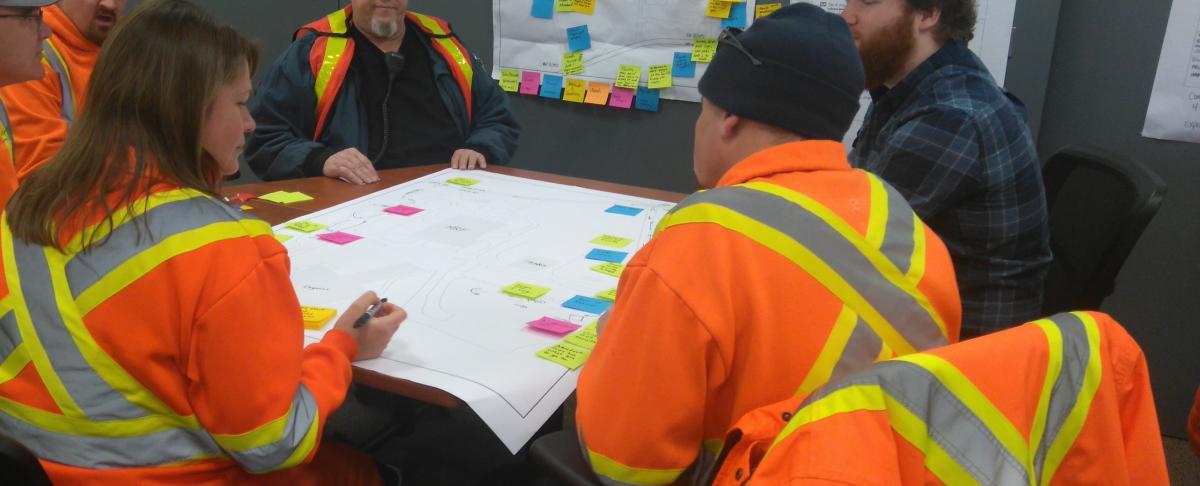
225,165,687,407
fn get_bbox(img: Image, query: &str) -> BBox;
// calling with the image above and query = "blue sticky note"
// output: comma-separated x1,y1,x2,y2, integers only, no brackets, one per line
563,295,613,314
567,25,591,52
635,87,660,112
721,2,748,29
586,248,629,263
606,205,645,216
672,52,696,78
540,74,564,99
531,0,554,19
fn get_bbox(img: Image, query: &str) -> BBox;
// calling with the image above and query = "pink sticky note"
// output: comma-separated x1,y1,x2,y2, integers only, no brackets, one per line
317,231,363,245
608,86,635,109
385,204,424,216
520,71,542,95
527,317,582,335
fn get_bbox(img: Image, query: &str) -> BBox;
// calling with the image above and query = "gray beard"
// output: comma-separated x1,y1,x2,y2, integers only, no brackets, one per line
370,19,400,39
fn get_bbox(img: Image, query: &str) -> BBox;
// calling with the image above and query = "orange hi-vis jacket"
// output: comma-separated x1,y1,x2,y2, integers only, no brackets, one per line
1190,387,1200,457
576,141,962,485
712,311,1169,485
0,100,17,208
0,5,96,179
0,185,369,484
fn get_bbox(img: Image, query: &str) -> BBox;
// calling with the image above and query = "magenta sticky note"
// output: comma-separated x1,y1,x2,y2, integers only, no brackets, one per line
317,231,363,245
527,317,582,336
609,86,635,109
385,204,424,216
520,71,542,95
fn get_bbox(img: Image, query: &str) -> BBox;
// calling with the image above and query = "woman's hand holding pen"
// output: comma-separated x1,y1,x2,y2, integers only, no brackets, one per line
334,291,406,361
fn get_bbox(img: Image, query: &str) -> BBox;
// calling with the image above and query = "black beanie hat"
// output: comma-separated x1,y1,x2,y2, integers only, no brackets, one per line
698,3,865,141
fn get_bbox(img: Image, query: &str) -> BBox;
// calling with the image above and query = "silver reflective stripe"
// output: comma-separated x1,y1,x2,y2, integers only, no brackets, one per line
41,39,75,126
65,196,250,298
12,239,144,420
0,310,19,360
0,406,220,468
828,318,883,385
876,179,916,275
1033,312,1091,482
226,385,318,473
804,361,1031,486
670,187,946,351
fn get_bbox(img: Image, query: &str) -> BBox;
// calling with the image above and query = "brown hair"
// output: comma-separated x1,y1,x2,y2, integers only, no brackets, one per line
7,0,258,249
909,0,977,43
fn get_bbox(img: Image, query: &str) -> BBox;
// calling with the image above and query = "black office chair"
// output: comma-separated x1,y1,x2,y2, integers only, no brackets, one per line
530,428,602,486
1040,145,1166,315
0,432,52,486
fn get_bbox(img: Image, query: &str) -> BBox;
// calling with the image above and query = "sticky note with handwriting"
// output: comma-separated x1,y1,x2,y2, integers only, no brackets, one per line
572,0,595,15
584,81,611,105
615,64,641,89
562,51,584,75
722,2,748,28
286,221,326,233
540,74,565,99
567,25,591,51
608,86,635,109
536,343,590,369
692,37,717,63
706,0,732,18
591,234,633,248
607,205,645,216
520,71,541,95
503,282,552,300
673,52,697,78
596,288,618,302
586,248,628,263
590,262,626,277
500,69,521,92
635,87,660,112
300,306,337,330
318,231,363,245
563,78,588,102
564,322,599,349
562,295,613,314
527,317,582,335
648,64,672,89
385,204,423,216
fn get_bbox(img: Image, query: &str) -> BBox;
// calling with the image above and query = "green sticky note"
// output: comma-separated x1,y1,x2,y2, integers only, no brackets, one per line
692,37,717,63
562,51,585,75
591,234,633,249
564,322,599,350
614,64,641,89
503,281,552,300
536,342,591,370
286,221,326,233
556,0,573,11
273,234,293,243
447,177,481,187
260,191,313,204
648,64,672,89
596,288,617,302
500,68,521,92
590,262,626,278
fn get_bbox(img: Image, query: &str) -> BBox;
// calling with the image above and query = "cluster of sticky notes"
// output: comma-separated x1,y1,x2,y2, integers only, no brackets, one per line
301,306,337,330
527,316,582,335
591,234,634,249
259,191,314,204
317,231,363,245
590,262,626,278
447,177,480,187
503,281,552,300
287,220,326,233
385,204,423,216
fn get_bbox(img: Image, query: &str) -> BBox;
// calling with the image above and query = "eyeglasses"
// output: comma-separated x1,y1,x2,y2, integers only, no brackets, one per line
717,27,763,66
0,8,44,27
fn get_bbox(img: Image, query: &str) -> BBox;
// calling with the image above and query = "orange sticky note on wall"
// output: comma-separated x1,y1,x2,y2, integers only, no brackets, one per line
584,81,611,105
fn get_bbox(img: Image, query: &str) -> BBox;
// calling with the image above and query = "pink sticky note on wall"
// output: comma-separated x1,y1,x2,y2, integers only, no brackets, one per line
385,204,424,216
520,71,542,95
527,317,582,335
609,86,635,109
318,231,363,245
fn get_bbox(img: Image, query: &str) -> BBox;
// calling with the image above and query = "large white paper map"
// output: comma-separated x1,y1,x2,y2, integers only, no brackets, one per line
275,169,675,453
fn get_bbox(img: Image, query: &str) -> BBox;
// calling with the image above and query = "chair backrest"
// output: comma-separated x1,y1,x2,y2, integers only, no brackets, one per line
1040,145,1166,315
0,432,52,486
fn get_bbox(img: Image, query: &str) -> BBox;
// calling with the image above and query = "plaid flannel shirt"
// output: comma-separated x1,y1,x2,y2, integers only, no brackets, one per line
850,42,1051,335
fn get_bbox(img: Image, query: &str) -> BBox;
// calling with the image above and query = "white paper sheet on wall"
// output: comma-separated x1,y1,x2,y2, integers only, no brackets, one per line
1143,0,1200,144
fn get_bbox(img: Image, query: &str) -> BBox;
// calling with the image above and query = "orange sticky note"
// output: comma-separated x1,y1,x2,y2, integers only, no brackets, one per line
584,81,611,105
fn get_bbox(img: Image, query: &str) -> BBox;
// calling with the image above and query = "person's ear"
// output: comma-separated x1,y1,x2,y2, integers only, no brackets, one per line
915,7,941,35
719,113,743,140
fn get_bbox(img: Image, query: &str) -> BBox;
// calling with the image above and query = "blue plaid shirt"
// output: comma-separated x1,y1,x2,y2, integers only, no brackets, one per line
850,42,1051,335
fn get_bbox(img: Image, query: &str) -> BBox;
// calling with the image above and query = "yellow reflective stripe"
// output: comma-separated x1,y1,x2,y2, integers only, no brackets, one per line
0,343,30,384
75,219,274,316
409,13,475,86
895,353,1033,472
0,393,201,437
906,214,927,282
742,181,949,340
876,340,894,362
326,8,348,33
1038,312,1103,486
409,13,447,35
1028,318,1064,473
587,448,685,485
313,37,349,109
2,220,84,417
864,175,888,250
65,189,206,253
272,413,321,473
795,305,858,396
212,410,291,452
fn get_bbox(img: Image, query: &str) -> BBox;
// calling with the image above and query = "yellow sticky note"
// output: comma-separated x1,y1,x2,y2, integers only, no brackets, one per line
596,288,617,302
584,81,611,105
285,192,314,203
287,221,326,233
503,281,552,300
240,205,253,210
590,262,626,278
706,0,733,19
258,190,292,203
300,306,337,330
615,64,641,89
500,68,521,92
755,3,783,18
536,343,591,370
447,177,480,187
556,0,573,11
273,234,292,243
648,64,672,89
562,51,585,75
573,0,595,15
692,37,717,63
564,322,599,350
591,234,633,249
563,78,588,102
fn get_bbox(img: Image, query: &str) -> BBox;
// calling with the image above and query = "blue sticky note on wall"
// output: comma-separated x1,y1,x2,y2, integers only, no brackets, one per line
563,295,613,314
634,87,660,112
567,25,592,52
540,74,564,98
721,2,748,29
673,52,696,78
587,248,629,263
531,0,554,19
606,205,645,216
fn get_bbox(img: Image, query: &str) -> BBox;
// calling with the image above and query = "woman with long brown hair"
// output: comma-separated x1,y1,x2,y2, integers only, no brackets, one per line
0,0,403,483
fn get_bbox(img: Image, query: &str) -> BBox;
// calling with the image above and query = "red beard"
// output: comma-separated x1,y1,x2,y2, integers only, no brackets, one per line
859,13,917,89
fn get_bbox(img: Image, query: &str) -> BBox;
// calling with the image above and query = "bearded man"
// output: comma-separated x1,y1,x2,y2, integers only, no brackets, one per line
841,0,1051,336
